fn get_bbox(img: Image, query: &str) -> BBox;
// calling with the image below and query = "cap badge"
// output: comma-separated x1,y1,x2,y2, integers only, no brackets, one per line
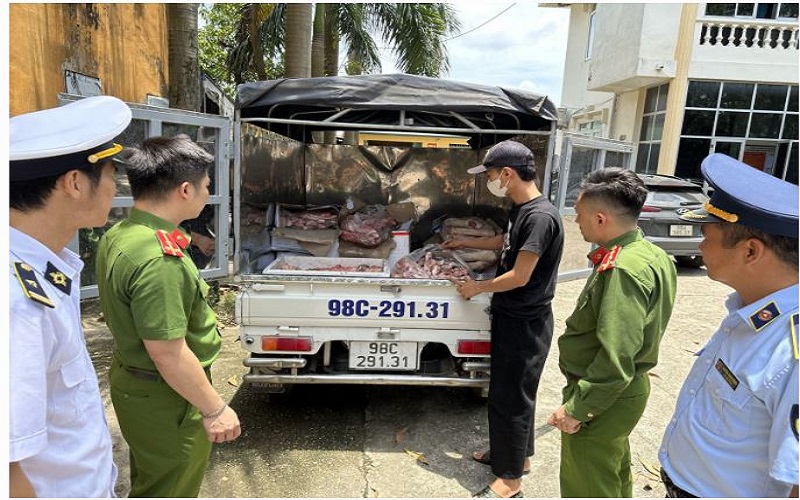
45,261,72,295
749,301,781,331
704,201,739,223
13,262,54,308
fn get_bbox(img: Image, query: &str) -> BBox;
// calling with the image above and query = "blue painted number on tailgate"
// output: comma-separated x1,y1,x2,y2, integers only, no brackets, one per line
327,299,450,319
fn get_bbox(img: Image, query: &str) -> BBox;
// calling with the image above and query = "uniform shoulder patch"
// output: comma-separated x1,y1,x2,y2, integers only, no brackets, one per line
790,313,798,360
791,404,799,440
155,229,185,258
13,262,54,308
597,245,621,273
748,301,781,332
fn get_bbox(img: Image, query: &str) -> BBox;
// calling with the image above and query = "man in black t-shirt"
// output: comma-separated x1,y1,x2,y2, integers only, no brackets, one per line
444,141,564,498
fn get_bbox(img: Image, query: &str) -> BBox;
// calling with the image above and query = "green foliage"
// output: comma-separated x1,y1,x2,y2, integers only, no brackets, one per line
199,3,242,99
197,2,461,99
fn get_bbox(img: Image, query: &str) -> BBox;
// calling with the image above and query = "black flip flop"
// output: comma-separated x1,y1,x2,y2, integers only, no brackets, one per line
472,485,524,498
472,451,530,475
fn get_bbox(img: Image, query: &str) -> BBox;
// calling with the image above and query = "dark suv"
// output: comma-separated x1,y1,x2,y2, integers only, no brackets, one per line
637,174,708,268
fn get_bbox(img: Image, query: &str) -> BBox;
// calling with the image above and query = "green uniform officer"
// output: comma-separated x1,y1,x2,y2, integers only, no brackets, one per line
547,168,677,498
96,135,241,497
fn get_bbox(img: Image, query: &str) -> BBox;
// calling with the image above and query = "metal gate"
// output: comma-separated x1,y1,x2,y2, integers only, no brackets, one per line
58,94,232,298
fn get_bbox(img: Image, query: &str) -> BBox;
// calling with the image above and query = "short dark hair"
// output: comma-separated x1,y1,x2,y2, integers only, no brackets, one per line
124,135,213,201
719,222,798,269
579,167,648,221
10,162,105,211
489,164,537,182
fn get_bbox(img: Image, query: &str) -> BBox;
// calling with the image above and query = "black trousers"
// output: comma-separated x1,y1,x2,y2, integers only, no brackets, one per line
488,307,554,479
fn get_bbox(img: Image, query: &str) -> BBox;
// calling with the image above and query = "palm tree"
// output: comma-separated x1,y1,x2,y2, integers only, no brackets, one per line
285,3,313,77
226,3,460,81
168,3,202,111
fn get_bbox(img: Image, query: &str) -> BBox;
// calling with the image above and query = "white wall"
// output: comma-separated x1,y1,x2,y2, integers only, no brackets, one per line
611,90,642,143
560,4,615,112
588,4,681,92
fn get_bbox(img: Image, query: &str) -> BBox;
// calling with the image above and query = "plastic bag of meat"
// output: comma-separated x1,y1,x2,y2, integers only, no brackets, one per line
339,204,398,248
391,244,473,280
455,248,499,272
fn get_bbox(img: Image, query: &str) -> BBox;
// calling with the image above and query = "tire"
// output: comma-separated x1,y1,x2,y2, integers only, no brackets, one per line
675,255,704,268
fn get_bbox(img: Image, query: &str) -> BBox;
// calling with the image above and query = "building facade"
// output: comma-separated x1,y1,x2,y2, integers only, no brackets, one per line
551,2,798,184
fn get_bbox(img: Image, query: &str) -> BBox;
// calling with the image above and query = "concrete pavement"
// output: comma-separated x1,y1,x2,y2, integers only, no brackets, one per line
82,266,731,497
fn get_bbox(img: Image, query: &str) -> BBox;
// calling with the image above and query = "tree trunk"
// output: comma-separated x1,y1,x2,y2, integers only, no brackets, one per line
284,3,312,78
168,3,201,111
248,4,268,80
311,4,325,77
323,4,339,77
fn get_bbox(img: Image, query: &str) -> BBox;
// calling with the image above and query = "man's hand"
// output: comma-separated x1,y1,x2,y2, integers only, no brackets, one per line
450,277,481,300
190,232,215,256
441,239,466,250
547,405,582,434
203,405,241,444
192,232,217,256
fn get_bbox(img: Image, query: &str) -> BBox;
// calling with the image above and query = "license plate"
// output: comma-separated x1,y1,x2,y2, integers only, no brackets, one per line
669,225,694,237
349,341,418,370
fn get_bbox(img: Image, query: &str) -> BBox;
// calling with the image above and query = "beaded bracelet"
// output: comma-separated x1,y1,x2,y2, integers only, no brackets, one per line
202,403,227,420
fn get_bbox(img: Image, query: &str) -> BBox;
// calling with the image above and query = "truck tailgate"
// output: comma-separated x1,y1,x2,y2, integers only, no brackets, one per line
238,275,490,331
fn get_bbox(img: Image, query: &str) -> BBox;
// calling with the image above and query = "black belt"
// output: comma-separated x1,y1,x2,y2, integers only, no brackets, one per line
122,364,211,382
661,469,697,498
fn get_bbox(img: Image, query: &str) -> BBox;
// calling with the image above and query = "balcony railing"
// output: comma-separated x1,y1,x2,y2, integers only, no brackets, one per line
698,19,799,50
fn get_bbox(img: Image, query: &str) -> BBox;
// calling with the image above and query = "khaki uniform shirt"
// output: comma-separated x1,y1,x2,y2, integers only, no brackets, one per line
559,229,677,421
96,208,220,371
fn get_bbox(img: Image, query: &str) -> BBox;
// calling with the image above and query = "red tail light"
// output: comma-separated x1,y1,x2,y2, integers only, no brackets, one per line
262,336,313,352
458,340,491,355
641,205,662,212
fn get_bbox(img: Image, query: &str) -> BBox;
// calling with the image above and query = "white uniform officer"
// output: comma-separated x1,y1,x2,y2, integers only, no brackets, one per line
659,153,799,497
9,96,132,497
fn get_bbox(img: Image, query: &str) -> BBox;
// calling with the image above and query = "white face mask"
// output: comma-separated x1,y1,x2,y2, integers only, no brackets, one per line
487,176,508,198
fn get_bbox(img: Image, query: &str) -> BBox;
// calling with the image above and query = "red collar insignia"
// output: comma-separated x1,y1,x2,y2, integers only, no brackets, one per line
170,228,191,249
597,245,621,273
155,230,185,258
587,247,609,266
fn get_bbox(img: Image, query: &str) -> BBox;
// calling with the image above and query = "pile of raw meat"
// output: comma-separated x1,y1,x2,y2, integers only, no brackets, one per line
339,204,398,248
440,217,500,271
282,207,339,230
274,262,383,273
391,244,471,280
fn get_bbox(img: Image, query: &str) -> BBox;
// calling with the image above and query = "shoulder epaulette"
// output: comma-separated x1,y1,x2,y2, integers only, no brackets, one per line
13,262,54,308
748,301,781,332
790,313,798,360
155,230,185,258
597,245,621,273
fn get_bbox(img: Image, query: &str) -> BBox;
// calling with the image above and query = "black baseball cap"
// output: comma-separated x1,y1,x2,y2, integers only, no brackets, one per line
467,140,534,174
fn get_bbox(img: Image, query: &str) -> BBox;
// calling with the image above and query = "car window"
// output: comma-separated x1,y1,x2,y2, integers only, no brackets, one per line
646,189,707,205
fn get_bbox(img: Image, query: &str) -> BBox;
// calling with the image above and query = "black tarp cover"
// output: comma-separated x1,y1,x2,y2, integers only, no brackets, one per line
236,74,556,148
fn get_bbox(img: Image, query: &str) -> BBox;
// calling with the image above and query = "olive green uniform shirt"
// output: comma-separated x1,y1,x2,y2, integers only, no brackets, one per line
559,229,677,422
96,208,220,371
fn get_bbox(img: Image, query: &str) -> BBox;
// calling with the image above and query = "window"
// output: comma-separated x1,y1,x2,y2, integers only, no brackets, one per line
679,80,798,181
636,84,669,174
704,2,798,19
586,9,596,59
578,120,603,137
